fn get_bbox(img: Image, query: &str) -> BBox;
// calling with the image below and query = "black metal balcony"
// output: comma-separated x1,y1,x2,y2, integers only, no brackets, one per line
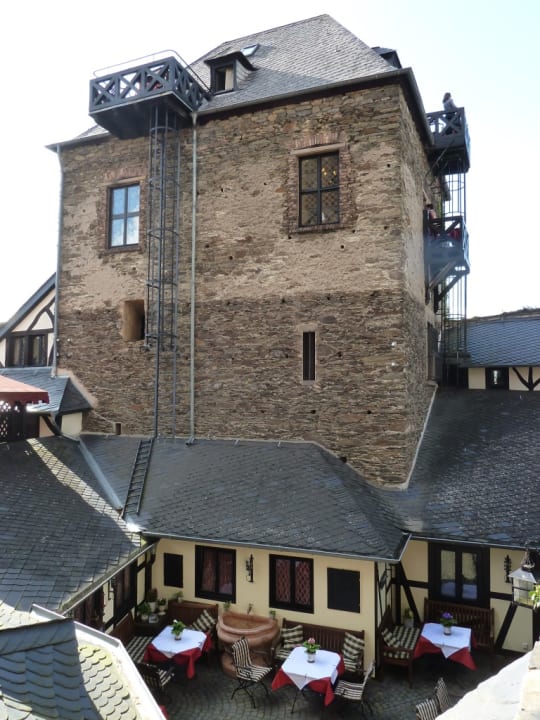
426,108,471,174
425,215,470,294
89,56,209,139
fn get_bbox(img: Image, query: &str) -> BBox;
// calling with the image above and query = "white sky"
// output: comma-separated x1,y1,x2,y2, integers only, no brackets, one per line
1,0,538,321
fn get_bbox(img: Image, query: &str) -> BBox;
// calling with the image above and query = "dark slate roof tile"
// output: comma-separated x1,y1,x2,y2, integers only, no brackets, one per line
395,389,540,548
190,15,397,114
0,368,91,414
0,438,142,613
83,435,405,560
463,311,540,366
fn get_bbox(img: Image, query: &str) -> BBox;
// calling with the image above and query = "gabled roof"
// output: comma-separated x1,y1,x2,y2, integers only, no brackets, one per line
0,610,164,719
81,434,407,561
191,14,400,114
464,310,540,367
0,368,91,414
0,437,143,613
393,389,540,548
0,273,55,338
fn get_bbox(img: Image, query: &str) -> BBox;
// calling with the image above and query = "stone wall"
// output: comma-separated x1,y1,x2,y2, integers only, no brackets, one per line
57,82,437,484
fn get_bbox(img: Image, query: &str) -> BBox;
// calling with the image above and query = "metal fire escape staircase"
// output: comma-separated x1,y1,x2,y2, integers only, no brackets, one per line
425,107,471,373
89,55,209,512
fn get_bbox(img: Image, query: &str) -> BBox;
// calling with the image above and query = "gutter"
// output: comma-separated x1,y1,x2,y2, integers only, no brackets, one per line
143,530,409,565
188,112,198,440
52,144,65,378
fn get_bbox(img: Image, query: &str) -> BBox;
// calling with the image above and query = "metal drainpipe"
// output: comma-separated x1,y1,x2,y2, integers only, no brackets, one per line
52,144,64,379
189,112,198,440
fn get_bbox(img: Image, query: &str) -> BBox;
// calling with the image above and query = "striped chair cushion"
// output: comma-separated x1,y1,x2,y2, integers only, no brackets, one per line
381,626,419,660
280,624,303,650
191,608,216,633
342,632,365,672
126,635,152,663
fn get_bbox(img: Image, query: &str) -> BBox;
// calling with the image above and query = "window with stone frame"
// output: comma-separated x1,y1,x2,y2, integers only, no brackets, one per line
299,152,340,227
195,545,236,602
109,184,140,247
269,554,314,613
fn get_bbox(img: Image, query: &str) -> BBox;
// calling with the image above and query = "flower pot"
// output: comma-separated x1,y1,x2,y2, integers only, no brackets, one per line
173,633,182,641
306,651,316,663
148,602,157,613
443,625,452,635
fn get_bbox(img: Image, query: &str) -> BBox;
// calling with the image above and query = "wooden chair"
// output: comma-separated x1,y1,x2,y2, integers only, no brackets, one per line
334,659,375,714
230,637,272,708
415,697,439,720
136,661,175,700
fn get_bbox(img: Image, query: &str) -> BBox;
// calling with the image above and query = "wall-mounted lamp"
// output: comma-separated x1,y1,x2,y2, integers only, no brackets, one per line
504,555,512,583
245,554,254,583
509,548,540,607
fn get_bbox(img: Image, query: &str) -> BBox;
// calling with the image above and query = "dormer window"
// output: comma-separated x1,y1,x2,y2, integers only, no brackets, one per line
205,51,256,95
213,63,235,93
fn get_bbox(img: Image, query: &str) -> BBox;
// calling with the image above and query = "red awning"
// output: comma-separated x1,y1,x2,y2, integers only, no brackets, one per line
0,376,50,404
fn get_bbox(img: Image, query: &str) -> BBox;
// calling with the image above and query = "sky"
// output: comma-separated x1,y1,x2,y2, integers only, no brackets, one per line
1,0,538,321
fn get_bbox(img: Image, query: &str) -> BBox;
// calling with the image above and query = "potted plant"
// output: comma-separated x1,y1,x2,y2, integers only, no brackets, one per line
223,600,231,611
303,637,320,662
269,609,277,620
403,607,414,628
137,602,151,622
146,588,158,613
171,619,186,640
440,611,457,635
157,598,167,615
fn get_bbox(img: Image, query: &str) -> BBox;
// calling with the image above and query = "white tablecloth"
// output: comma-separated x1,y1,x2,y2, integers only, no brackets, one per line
281,646,341,690
150,625,206,658
421,622,472,658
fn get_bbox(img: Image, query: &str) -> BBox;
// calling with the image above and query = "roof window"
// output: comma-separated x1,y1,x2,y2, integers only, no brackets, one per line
241,43,259,58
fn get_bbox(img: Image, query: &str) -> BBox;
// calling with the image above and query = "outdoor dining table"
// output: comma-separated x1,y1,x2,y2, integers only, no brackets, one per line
271,646,345,709
143,625,210,679
413,622,477,670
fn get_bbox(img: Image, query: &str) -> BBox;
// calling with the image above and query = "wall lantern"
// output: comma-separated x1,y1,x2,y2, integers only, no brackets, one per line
245,554,254,583
508,548,540,607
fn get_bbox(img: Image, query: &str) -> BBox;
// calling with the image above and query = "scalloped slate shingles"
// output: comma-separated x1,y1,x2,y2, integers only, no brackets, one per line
82,435,406,560
0,618,149,719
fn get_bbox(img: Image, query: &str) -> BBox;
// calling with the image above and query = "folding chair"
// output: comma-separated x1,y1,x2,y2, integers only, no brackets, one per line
136,661,175,700
231,637,272,708
334,660,375,715
434,677,451,713
415,697,439,720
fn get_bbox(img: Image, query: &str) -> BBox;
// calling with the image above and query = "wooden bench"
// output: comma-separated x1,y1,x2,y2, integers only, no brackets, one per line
377,607,420,687
167,599,219,628
109,611,152,663
275,618,365,678
423,598,495,652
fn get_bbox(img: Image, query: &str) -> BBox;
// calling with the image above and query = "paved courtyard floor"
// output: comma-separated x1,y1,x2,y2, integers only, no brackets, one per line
158,649,519,719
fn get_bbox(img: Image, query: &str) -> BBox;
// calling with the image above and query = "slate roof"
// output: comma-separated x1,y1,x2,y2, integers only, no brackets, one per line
0,437,143,612
81,434,407,561
0,610,164,719
463,311,540,367
393,389,540,548
0,367,91,414
190,14,399,113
